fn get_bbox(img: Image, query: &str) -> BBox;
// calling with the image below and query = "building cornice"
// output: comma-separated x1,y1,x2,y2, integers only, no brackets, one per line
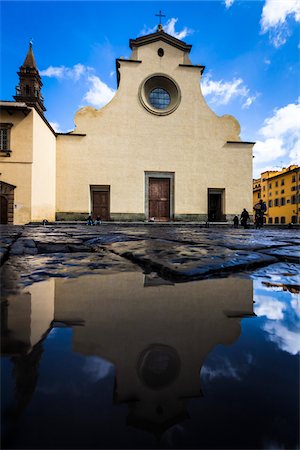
227,140,256,145
129,30,192,53
179,64,205,75
0,100,56,136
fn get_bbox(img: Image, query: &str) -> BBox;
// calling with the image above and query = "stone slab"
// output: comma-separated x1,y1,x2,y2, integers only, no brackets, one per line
0,251,139,294
259,246,300,263
107,239,277,281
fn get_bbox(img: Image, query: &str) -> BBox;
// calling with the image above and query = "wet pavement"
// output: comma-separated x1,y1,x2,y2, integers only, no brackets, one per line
0,224,299,449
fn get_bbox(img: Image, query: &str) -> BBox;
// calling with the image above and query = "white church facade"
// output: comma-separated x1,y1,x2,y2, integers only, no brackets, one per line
0,27,254,225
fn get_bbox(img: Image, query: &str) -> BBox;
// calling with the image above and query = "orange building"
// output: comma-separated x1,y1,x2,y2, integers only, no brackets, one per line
253,165,300,225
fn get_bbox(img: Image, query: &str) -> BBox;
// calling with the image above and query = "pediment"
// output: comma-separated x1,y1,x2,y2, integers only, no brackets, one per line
129,30,192,53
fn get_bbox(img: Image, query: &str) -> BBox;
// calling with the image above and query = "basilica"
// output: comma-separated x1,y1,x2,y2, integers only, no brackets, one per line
0,26,254,224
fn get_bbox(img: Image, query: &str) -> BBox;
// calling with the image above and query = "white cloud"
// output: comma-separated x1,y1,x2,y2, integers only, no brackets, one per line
260,0,300,47
49,121,61,132
163,18,193,40
254,294,286,320
225,0,234,9
253,138,286,164
263,321,300,355
109,70,115,78
40,63,92,81
253,98,300,175
140,18,193,40
201,73,257,108
260,101,300,138
83,75,116,108
242,93,260,109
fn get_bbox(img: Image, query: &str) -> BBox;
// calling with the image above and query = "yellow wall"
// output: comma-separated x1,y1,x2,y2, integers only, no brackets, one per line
0,107,56,224
31,109,56,221
253,166,300,224
0,109,33,224
56,40,253,218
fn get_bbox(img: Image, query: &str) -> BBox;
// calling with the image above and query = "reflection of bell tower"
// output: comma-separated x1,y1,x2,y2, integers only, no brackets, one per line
13,41,46,113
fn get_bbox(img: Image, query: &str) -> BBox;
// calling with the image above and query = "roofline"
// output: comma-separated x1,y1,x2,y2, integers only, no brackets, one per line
129,30,192,53
0,100,56,136
260,166,300,181
115,58,142,87
179,64,205,75
227,140,256,145
56,132,86,137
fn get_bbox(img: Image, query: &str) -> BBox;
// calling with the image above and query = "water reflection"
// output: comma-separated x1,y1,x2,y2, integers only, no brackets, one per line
2,273,253,434
253,280,300,355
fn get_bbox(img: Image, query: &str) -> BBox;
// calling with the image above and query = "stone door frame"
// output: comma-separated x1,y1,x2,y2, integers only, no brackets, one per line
145,172,174,220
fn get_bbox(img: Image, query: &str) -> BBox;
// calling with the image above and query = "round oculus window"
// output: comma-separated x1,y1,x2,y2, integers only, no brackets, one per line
149,88,171,110
139,74,181,116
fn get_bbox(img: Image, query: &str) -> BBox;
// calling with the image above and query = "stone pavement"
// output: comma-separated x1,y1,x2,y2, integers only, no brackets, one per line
0,224,299,292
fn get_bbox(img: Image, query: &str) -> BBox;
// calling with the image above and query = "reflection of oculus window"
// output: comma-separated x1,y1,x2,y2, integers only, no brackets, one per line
137,344,180,389
149,88,171,110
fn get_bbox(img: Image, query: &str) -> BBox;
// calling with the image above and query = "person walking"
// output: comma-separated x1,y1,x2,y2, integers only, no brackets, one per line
233,215,239,228
240,208,250,229
253,199,267,229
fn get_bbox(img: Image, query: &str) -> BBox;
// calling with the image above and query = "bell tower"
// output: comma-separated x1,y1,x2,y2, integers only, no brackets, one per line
14,40,46,113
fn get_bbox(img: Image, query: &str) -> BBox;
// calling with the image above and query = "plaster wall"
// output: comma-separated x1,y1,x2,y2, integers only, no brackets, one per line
54,273,253,413
56,39,253,219
0,110,33,223
31,110,56,221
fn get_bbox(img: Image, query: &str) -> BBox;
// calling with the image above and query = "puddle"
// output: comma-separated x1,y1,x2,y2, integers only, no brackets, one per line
1,270,299,449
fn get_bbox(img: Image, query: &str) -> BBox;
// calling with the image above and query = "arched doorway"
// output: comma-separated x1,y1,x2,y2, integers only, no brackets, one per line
0,181,16,224
0,195,8,224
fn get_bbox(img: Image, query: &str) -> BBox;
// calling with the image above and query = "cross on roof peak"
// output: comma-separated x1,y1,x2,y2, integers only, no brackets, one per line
155,9,166,28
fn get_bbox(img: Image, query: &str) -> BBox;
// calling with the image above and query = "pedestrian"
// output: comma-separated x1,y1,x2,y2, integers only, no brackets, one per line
233,215,239,228
240,208,250,229
253,199,267,229
94,216,101,225
86,215,94,225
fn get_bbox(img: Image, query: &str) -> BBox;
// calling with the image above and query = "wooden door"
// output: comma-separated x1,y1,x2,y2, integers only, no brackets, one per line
0,195,8,224
208,193,222,221
149,178,170,221
92,191,109,221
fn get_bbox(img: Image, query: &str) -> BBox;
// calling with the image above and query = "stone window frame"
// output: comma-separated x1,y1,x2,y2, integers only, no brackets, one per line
0,123,13,156
139,73,181,116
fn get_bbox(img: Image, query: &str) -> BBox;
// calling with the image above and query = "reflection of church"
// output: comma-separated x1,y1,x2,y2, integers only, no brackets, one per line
0,24,254,225
2,273,254,433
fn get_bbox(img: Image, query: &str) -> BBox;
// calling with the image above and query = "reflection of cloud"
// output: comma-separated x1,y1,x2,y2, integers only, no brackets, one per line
201,358,242,381
263,322,300,355
254,281,300,355
83,356,114,383
254,294,286,320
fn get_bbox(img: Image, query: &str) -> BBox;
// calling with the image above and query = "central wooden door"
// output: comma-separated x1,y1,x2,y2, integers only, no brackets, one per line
92,190,110,221
149,178,170,221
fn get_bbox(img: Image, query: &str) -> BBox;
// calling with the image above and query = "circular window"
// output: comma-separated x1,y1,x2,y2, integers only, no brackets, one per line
157,48,164,57
149,88,171,109
139,74,181,116
137,344,181,389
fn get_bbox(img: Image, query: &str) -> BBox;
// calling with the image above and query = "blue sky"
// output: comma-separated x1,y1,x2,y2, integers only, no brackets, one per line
1,0,299,177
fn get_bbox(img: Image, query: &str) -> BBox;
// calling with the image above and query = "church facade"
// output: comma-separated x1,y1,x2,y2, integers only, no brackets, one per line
0,27,254,225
